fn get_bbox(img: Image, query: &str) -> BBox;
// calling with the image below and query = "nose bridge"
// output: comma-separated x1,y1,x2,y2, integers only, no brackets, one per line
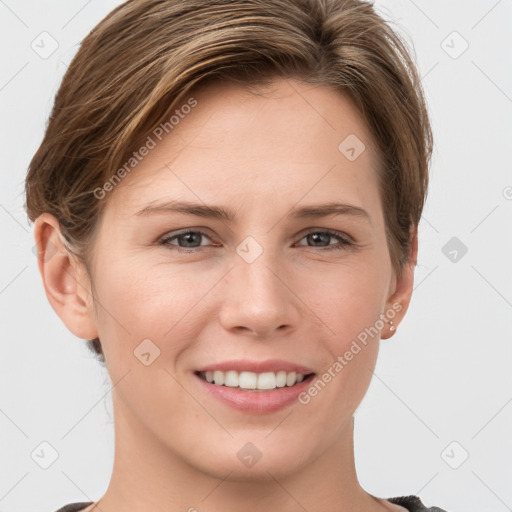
219,239,299,337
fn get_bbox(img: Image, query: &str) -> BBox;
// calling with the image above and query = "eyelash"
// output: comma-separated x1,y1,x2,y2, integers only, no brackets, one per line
158,228,355,253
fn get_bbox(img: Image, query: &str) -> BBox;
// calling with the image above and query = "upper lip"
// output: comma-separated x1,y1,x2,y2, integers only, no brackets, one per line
195,359,315,375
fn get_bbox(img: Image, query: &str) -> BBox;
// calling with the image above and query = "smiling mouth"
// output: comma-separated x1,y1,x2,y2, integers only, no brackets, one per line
195,370,316,391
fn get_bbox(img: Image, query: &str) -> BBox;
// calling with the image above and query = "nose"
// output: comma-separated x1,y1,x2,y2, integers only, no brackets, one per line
217,251,301,339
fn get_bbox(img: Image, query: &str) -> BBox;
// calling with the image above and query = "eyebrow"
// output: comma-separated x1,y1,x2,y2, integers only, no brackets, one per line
134,200,371,223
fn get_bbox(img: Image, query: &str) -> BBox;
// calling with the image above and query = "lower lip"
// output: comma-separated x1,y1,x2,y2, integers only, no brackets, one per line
194,373,316,414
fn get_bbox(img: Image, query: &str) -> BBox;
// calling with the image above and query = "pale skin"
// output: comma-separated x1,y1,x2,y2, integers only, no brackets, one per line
35,78,416,512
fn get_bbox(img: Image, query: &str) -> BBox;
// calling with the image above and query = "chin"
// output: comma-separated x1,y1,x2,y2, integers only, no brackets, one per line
186,438,313,482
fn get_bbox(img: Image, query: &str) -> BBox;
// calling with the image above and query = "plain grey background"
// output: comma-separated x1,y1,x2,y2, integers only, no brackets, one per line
1,1,511,511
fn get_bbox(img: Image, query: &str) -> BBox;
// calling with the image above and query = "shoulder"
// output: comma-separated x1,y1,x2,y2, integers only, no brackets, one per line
388,495,449,512
53,502,93,512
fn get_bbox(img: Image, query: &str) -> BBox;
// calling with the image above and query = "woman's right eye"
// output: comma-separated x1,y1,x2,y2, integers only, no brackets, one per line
159,230,214,252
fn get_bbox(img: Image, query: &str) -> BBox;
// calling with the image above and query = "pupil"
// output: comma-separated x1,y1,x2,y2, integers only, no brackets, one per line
181,232,200,247
309,232,329,246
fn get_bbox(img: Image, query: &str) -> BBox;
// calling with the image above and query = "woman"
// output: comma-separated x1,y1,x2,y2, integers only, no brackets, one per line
25,0,448,510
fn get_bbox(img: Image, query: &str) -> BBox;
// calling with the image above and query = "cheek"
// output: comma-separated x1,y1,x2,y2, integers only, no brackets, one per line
90,258,221,362
299,256,389,403
307,258,390,346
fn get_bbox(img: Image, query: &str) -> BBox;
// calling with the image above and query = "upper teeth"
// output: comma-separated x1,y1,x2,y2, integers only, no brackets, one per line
200,370,306,390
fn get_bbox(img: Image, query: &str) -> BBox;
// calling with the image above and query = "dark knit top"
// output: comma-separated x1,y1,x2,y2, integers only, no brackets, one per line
54,495,449,512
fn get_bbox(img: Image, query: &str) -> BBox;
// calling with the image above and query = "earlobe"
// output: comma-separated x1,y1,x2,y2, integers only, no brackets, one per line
381,228,418,340
34,213,98,340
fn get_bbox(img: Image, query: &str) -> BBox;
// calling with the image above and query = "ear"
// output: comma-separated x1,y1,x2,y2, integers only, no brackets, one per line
33,213,98,340
381,227,418,340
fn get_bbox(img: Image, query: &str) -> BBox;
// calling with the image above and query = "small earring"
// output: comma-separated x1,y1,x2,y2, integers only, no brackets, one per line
388,320,396,332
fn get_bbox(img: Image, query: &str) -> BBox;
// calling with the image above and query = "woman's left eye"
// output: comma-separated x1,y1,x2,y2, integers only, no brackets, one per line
296,229,353,251
159,228,353,252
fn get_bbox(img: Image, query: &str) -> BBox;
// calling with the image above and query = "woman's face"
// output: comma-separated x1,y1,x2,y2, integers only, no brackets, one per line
63,78,414,480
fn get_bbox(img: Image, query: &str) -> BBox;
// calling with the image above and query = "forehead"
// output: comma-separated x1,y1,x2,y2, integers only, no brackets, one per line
105,77,382,220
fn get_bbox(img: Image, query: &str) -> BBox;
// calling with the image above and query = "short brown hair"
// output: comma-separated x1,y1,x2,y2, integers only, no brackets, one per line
25,0,433,363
